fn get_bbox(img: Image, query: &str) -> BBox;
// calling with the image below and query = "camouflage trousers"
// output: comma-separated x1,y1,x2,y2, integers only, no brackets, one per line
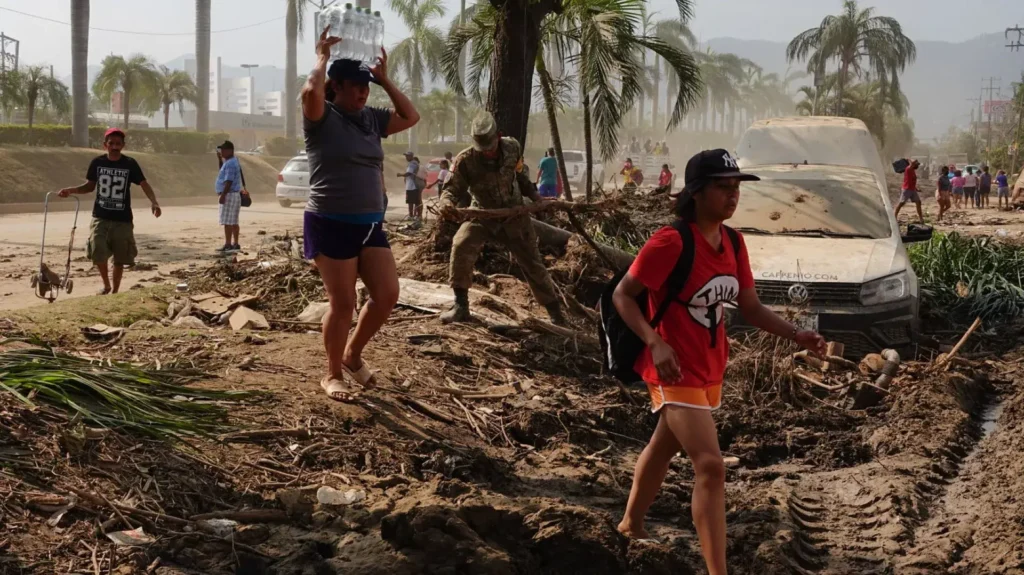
449,218,559,306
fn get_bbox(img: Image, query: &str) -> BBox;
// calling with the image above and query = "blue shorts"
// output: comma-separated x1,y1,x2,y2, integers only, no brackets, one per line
538,183,558,198
303,211,389,261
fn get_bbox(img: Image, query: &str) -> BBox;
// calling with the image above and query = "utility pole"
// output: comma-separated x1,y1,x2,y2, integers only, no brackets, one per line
982,77,1002,153
0,32,20,74
966,95,981,137
1007,25,1024,51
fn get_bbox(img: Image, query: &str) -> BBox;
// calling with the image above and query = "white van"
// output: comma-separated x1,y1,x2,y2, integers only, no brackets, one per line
731,117,931,359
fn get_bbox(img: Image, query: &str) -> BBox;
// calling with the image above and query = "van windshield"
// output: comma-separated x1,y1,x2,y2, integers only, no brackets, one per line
731,172,892,239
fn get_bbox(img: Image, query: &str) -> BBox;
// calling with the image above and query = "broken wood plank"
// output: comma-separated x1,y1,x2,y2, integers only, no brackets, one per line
934,317,982,371
400,397,457,424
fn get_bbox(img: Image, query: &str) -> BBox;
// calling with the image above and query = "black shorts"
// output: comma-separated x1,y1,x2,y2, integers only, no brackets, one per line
406,189,423,205
303,212,389,261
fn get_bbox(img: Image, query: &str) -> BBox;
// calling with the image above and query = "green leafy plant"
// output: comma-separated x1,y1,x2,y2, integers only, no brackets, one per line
0,341,254,439
909,232,1024,322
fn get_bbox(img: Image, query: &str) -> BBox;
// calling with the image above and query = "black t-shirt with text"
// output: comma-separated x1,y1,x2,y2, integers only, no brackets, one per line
86,154,146,222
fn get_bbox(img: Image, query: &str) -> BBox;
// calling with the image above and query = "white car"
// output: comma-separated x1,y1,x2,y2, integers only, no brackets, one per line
731,116,932,359
275,155,309,208
560,150,604,187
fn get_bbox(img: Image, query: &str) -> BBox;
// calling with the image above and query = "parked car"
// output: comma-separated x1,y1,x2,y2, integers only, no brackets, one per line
731,116,932,359
275,155,309,208
560,150,604,187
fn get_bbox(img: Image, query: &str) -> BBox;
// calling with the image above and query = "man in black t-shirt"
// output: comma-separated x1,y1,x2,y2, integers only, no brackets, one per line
58,128,161,294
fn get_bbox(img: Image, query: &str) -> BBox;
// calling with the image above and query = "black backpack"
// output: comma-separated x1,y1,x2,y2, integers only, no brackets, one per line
598,221,740,384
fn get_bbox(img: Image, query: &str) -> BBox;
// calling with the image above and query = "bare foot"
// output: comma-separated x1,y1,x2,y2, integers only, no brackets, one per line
616,520,650,540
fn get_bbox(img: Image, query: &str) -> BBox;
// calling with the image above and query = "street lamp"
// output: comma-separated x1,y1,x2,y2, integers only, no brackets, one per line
241,64,259,77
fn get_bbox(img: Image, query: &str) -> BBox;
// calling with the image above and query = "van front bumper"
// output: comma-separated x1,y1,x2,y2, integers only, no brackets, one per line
728,297,919,359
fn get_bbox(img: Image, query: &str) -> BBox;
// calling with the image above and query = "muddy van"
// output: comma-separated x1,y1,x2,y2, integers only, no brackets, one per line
731,117,932,358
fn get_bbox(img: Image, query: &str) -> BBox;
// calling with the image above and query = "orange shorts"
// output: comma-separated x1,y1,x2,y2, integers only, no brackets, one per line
646,383,723,412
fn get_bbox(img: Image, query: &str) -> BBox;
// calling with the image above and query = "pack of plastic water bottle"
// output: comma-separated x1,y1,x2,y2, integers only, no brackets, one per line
318,4,385,65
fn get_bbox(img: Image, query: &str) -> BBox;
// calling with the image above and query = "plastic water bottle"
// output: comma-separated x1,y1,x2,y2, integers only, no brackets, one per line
339,4,356,60
372,11,385,61
358,8,373,63
317,5,345,60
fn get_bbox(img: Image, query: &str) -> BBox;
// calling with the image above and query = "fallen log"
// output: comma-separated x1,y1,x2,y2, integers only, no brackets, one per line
532,219,636,271
449,200,613,221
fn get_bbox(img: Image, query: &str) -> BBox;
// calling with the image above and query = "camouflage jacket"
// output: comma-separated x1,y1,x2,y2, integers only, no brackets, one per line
440,137,536,210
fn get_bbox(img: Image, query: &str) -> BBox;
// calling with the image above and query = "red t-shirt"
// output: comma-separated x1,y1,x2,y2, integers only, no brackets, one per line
629,224,754,387
903,166,917,191
658,170,672,187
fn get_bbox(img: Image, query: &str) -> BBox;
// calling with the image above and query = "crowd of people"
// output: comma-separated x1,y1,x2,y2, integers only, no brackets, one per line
896,159,1017,224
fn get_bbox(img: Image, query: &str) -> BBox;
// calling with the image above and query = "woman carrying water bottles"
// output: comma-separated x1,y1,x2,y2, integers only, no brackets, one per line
301,27,419,402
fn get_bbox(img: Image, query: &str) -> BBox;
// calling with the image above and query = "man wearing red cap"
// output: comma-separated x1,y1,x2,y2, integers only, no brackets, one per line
59,128,161,294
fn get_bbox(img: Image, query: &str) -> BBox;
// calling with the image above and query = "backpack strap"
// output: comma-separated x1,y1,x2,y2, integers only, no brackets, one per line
723,225,741,259
649,221,696,328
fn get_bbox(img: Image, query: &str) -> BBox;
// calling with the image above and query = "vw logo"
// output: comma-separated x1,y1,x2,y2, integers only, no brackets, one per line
788,283,810,305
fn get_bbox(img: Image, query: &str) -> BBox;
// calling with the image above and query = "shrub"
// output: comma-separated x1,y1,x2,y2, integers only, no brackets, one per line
0,124,229,154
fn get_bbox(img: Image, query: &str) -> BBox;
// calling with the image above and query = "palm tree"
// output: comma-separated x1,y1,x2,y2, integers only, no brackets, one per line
421,88,457,144
285,0,305,141
444,0,701,201
195,0,210,132
7,66,71,129
652,18,695,131
70,0,90,147
146,66,199,130
693,49,747,133
92,55,159,128
786,0,915,117
388,0,446,150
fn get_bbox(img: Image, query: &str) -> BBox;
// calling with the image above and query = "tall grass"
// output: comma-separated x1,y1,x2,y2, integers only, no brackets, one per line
908,232,1024,322
0,341,254,439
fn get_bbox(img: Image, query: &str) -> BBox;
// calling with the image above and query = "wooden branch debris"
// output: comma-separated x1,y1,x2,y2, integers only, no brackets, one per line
520,316,600,349
217,427,319,443
933,317,983,371
448,200,614,222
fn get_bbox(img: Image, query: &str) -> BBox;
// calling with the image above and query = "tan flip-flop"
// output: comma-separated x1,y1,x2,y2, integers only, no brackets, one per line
341,361,376,390
320,376,359,402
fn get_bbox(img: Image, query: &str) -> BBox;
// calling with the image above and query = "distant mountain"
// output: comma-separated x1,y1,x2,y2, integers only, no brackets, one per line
706,32,1024,140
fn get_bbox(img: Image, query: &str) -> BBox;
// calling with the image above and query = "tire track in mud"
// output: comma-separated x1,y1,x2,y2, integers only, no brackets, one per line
766,370,1007,574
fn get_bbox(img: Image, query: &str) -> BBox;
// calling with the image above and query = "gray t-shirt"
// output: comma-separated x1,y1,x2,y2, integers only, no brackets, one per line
303,103,391,215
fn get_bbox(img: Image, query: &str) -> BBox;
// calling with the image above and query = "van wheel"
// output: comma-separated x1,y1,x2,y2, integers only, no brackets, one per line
278,199,292,208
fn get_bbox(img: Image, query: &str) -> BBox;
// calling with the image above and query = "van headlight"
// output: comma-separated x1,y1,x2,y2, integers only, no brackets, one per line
860,272,909,306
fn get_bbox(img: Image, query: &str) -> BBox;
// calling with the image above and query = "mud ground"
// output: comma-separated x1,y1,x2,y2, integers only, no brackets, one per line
3,195,1024,574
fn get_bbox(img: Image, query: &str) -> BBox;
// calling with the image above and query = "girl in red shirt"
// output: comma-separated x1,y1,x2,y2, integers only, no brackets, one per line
656,163,672,195
613,149,826,574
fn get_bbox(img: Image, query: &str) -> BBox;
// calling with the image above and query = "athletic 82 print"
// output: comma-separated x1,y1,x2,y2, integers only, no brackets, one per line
95,166,130,211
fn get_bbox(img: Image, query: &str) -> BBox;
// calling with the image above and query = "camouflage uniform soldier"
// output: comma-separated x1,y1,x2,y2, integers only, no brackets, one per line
438,113,566,325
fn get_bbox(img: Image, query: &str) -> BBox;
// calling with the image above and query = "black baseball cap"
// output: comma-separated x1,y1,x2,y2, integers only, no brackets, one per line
327,58,379,86
671,148,759,198
218,140,234,150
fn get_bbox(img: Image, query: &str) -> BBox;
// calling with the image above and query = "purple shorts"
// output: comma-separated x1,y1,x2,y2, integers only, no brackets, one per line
303,212,389,261
538,183,557,198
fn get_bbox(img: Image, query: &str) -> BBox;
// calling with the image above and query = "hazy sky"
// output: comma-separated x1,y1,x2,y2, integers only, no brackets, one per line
0,0,1021,76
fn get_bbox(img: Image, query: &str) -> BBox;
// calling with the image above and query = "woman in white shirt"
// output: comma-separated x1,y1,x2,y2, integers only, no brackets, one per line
963,167,979,208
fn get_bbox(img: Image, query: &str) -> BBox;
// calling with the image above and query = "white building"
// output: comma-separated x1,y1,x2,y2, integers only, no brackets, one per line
255,91,284,117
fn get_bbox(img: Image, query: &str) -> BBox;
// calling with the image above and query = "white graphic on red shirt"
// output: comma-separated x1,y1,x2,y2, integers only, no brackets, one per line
687,274,739,347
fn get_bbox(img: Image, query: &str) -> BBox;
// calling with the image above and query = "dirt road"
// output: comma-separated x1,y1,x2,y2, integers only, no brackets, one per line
0,193,409,311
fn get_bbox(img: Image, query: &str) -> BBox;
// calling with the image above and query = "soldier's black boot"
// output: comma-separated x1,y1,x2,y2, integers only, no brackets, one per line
440,288,472,324
545,302,567,327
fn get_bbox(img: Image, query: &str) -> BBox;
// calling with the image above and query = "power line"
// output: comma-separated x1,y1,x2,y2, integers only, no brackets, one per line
0,6,283,36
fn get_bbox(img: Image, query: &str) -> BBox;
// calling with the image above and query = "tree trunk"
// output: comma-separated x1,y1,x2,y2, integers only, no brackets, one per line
27,99,35,129
537,56,572,202
485,0,551,149
164,103,170,129
532,219,634,270
70,0,90,148
836,60,849,117
583,90,593,203
454,0,466,144
652,55,660,132
195,0,211,132
123,88,130,128
285,0,298,140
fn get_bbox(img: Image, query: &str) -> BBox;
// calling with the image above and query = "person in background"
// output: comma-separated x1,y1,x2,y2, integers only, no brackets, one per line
629,137,641,154
655,163,673,195
662,142,671,156
936,165,951,222
979,166,992,209
399,151,423,223
996,169,1010,211
894,158,924,225
644,139,654,154
426,159,450,193
214,141,245,252
614,149,825,574
963,166,979,209
444,151,453,164
301,28,419,402
57,128,161,294
536,148,559,199
951,169,965,210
